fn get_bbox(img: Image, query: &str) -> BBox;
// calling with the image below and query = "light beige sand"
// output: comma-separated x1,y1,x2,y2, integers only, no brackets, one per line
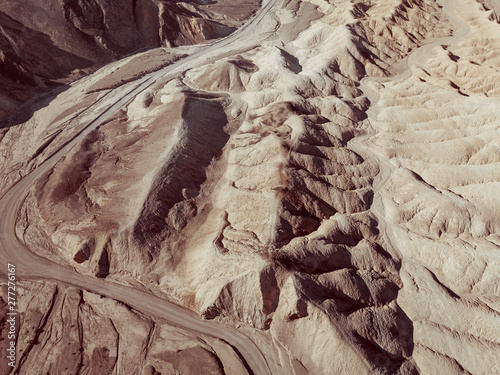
1,0,499,374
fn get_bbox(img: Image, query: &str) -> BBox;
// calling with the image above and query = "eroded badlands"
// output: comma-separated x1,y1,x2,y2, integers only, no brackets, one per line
1,0,499,374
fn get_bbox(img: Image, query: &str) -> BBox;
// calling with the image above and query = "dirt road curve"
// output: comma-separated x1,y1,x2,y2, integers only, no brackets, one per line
0,1,281,374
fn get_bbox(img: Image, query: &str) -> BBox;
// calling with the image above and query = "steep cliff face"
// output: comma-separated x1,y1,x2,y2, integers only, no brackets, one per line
2,0,500,374
0,10,91,122
0,0,258,122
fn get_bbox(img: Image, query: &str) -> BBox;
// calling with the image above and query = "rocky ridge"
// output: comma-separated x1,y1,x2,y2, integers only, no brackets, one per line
0,0,499,374
0,0,260,123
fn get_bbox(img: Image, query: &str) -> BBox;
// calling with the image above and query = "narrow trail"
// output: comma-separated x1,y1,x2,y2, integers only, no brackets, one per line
0,1,286,374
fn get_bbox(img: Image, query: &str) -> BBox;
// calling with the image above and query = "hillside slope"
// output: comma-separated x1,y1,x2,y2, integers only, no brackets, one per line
0,0,259,123
1,0,499,374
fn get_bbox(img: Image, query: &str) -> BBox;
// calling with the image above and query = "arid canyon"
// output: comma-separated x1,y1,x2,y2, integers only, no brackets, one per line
0,0,499,374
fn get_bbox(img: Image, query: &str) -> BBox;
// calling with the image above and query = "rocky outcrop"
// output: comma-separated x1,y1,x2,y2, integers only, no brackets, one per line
0,278,244,374
2,0,500,374
0,0,259,123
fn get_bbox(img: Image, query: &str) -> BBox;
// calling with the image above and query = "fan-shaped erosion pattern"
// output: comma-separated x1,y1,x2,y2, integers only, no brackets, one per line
1,0,500,374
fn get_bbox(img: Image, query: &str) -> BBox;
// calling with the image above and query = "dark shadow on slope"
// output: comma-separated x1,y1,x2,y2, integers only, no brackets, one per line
132,94,231,258
278,47,303,73
271,233,416,372
0,10,92,127
354,303,416,374
1,85,70,129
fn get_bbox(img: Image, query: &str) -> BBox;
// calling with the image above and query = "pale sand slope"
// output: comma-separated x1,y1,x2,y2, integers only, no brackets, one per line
360,0,500,373
1,0,499,374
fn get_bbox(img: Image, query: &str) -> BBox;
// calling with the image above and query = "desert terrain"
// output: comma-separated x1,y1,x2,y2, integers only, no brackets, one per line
0,0,260,123
1,0,500,374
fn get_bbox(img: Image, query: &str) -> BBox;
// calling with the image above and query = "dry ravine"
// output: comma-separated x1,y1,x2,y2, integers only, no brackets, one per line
1,0,500,374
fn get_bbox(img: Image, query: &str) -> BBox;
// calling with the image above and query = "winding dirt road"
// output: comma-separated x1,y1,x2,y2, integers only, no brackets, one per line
0,1,283,374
